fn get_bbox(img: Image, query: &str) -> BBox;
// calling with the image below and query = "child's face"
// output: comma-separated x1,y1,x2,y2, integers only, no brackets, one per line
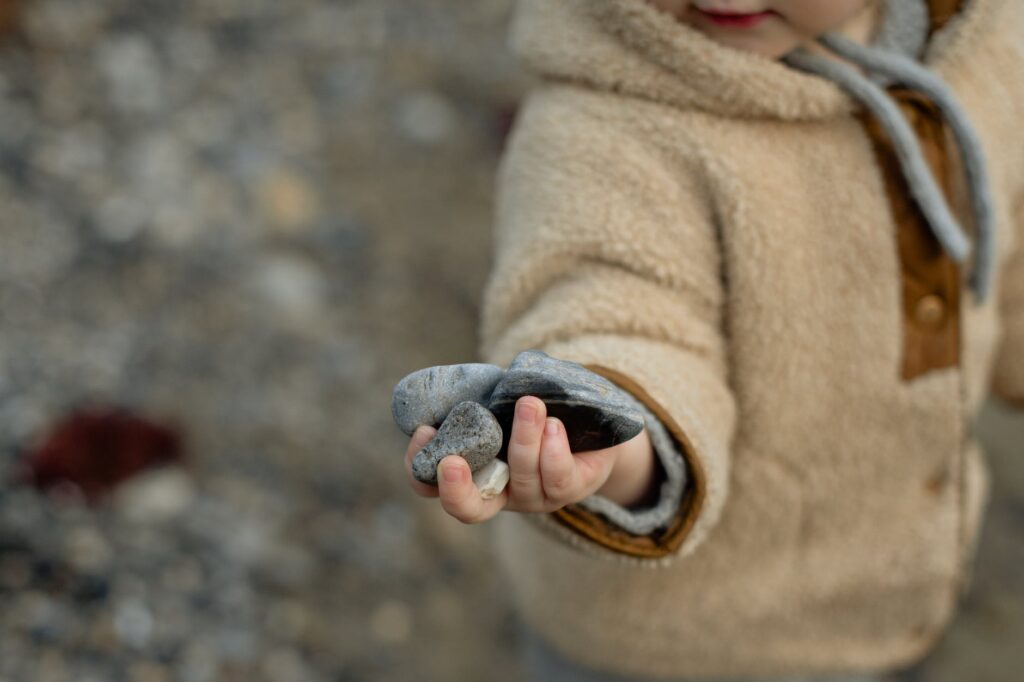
644,1,877,59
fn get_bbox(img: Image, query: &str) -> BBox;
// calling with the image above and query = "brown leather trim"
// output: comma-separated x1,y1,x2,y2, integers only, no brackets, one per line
927,0,968,36
993,390,1024,412
856,87,963,381
547,363,708,559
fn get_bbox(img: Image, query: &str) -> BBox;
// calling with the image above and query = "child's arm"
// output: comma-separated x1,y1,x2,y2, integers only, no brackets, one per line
476,90,738,563
594,424,658,507
582,383,691,535
991,189,1024,409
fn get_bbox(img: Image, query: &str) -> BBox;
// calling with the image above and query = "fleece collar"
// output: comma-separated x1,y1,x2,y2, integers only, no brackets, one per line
508,0,995,121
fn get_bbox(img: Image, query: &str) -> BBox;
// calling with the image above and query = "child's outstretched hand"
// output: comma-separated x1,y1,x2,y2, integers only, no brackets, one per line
404,395,656,524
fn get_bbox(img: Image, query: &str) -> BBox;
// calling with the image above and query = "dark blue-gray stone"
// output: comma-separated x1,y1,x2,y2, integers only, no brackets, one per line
411,400,503,485
487,349,644,458
391,363,505,436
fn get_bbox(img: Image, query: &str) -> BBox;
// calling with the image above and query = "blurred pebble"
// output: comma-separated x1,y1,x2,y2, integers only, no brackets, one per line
265,598,309,642
111,467,195,524
114,599,154,648
259,170,319,233
177,641,219,682
251,253,326,318
96,35,164,115
21,0,107,49
251,543,316,591
64,526,112,573
0,1,557,681
127,661,172,682
260,647,308,682
0,554,32,591
159,557,204,593
368,600,413,644
394,90,458,145
215,627,257,662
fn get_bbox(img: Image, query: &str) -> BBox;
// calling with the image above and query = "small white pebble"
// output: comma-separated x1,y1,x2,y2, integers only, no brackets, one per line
473,459,509,500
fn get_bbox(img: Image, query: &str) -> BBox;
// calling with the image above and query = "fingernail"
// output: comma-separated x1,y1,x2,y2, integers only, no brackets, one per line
545,418,558,436
517,400,538,423
442,460,462,483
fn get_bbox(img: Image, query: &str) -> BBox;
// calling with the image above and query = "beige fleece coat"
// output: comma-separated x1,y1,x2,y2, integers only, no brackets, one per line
476,0,1024,678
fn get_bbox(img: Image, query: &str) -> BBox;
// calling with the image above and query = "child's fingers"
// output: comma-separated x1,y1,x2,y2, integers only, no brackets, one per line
537,417,581,507
506,396,547,508
437,456,507,523
571,448,617,492
405,425,440,498
405,424,436,459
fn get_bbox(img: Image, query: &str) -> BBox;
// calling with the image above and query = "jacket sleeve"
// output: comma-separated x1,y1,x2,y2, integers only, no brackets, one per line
572,389,690,537
476,90,738,562
991,188,1024,409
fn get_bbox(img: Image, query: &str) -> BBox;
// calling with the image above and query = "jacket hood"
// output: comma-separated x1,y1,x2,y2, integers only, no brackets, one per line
508,0,996,121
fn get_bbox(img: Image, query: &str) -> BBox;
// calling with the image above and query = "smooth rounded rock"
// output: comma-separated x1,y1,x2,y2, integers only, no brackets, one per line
391,363,505,436
411,401,503,485
487,349,644,457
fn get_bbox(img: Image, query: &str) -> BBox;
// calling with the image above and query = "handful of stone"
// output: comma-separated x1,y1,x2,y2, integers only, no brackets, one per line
390,349,646,500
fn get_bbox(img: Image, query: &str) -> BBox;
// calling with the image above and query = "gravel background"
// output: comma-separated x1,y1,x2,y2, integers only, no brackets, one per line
0,1,1020,681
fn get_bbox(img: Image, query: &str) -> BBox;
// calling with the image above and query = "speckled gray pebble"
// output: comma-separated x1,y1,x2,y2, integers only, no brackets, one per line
487,349,644,457
411,401,503,485
391,363,505,436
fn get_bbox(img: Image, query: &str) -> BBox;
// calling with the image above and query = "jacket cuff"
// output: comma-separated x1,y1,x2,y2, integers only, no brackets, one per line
992,390,1024,411
547,363,706,559
573,392,689,535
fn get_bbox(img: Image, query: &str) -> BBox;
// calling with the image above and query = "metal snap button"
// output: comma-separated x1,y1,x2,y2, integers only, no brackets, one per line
914,293,947,329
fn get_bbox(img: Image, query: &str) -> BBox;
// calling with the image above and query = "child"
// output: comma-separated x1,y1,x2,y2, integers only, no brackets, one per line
400,0,1024,679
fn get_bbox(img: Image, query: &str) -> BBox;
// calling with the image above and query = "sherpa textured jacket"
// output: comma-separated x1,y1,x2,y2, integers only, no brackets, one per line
476,0,1024,678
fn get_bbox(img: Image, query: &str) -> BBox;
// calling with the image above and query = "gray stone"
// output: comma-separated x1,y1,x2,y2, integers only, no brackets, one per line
391,363,505,436
411,401,503,485
487,349,645,457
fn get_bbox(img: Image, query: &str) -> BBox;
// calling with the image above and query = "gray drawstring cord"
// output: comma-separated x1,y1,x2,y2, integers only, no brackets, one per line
782,1,995,303
817,32,996,303
784,48,973,266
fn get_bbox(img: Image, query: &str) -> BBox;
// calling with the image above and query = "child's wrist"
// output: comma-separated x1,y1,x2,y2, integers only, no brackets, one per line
594,428,658,509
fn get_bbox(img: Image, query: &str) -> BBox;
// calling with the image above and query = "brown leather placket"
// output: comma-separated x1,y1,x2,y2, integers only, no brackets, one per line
856,88,963,381
929,0,966,32
854,0,968,381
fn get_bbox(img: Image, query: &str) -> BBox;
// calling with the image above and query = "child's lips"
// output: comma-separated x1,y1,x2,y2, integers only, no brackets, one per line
694,7,779,29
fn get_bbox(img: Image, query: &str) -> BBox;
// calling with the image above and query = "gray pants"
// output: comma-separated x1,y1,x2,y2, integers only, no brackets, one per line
522,630,884,682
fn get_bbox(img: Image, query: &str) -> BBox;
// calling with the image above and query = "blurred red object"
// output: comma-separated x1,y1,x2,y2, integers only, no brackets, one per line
0,0,17,37
21,407,184,500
